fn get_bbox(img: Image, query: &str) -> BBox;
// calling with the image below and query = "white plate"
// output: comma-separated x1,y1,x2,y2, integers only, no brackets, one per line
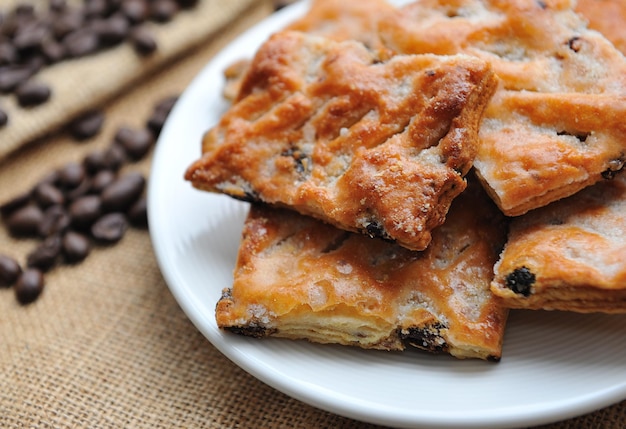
147,2,626,428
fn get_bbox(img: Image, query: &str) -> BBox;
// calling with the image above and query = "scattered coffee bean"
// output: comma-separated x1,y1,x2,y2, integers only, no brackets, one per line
101,171,145,212
27,234,62,272
69,109,105,141
63,27,100,58
146,95,178,136
0,107,8,127
52,9,84,40
0,254,22,287
83,149,108,174
90,169,116,194
122,0,149,24
41,38,67,63
91,212,127,243
102,144,127,171
58,162,86,190
38,205,71,237
33,182,65,209
69,195,102,229
130,25,157,56
127,196,148,227
0,66,32,93
5,204,44,237
16,80,52,107
14,268,44,304
151,0,179,23
49,0,68,13
115,126,154,160
62,231,91,263
0,191,30,217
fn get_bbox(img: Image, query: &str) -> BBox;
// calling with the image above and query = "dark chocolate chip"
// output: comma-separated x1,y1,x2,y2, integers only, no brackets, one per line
0,254,22,287
505,266,536,297
400,323,449,353
62,231,91,263
91,212,127,243
15,268,45,304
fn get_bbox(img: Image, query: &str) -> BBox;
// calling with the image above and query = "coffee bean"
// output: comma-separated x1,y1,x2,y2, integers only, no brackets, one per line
0,254,22,287
62,231,91,263
0,43,18,66
94,14,129,45
63,28,99,58
151,0,179,22
0,107,7,127
83,150,108,174
69,109,105,141
27,234,62,272
101,171,145,212
84,0,109,19
147,95,178,136
52,9,84,40
41,38,66,63
38,205,71,237
69,194,102,229
91,212,127,243
49,0,68,13
37,170,61,187
6,204,44,237
58,162,86,190
16,80,52,107
129,25,157,56
177,0,200,9
122,0,149,24
102,144,126,171
0,191,30,217
13,23,49,53
0,66,32,93
15,268,44,304
33,182,65,208
90,169,116,194
115,126,154,160
127,196,148,227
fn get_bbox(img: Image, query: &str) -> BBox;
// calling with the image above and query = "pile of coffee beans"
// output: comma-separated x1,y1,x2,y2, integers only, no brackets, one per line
0,0,198,124
0,93,178,304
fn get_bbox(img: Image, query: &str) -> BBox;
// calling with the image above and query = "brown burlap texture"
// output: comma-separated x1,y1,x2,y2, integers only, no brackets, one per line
0,2,624,429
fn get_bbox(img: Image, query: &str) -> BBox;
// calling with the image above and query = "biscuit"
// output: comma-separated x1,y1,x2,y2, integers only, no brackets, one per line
491,174,626,313
379,0,626,215
186,30,497,251
216,177,509,360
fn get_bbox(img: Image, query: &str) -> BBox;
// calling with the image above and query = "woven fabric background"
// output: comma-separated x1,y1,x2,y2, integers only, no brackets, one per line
0,1,624,428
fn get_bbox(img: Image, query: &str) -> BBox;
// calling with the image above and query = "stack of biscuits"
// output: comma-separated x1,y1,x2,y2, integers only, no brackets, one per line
184,0,626,361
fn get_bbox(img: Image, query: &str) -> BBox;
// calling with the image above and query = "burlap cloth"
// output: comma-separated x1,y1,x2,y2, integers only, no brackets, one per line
0,2,624,428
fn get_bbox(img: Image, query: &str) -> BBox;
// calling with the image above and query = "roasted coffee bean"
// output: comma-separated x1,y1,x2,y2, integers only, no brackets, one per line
177,0,199,9
0,191,30,217
115,126,154,160
58,162,86,190
5,204,44,237
13,23,48,53
102,144,126,171
27,234,62,272
0,107,7,127
91,212,127,243
90,169,116,194
41,38,66,63
62,231,91,263
0,66,32,93
0,254,22,287
69,195,102,229
37,170,61,187
49,0,68,13
15,268,44,304
63,28,99,58
129,25,157,56
151,0,179,22
101,171,145,212
127,196,147,227
33,182,65,208
52,9,84,40
16,80,52,107
69,109,105,141
64,176,92,202
122,0,149,24
147,95,178,135
84,0,109,19
83,149,108,174
38,205,71,237
0,42,18,65
94,14,129,45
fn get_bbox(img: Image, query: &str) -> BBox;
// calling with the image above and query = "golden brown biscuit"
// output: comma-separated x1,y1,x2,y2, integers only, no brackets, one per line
379,0,626,216
576,0,626,55
491,174,626,313
217,178,509,360
186,31,497,251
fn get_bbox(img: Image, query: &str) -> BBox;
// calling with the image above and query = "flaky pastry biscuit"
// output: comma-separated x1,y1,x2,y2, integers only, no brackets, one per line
491,174,626,313
379,0,626,216
216,178,509,360
186,31,497,251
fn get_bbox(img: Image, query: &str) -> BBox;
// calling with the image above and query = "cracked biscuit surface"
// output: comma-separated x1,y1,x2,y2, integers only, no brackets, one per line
216,178,509,360
379,0,626,216
185,30,497,251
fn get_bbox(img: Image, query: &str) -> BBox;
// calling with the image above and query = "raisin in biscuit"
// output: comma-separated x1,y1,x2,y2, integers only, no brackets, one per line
186,30,497,251
491,173,626,313
216,178,509,360
379,0,626,216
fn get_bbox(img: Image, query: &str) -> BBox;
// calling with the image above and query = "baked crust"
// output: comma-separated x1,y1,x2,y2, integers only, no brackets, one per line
216,178,509,360
379,0,626,216
185,30,497,251
576,0,626,55
491,174,626,313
